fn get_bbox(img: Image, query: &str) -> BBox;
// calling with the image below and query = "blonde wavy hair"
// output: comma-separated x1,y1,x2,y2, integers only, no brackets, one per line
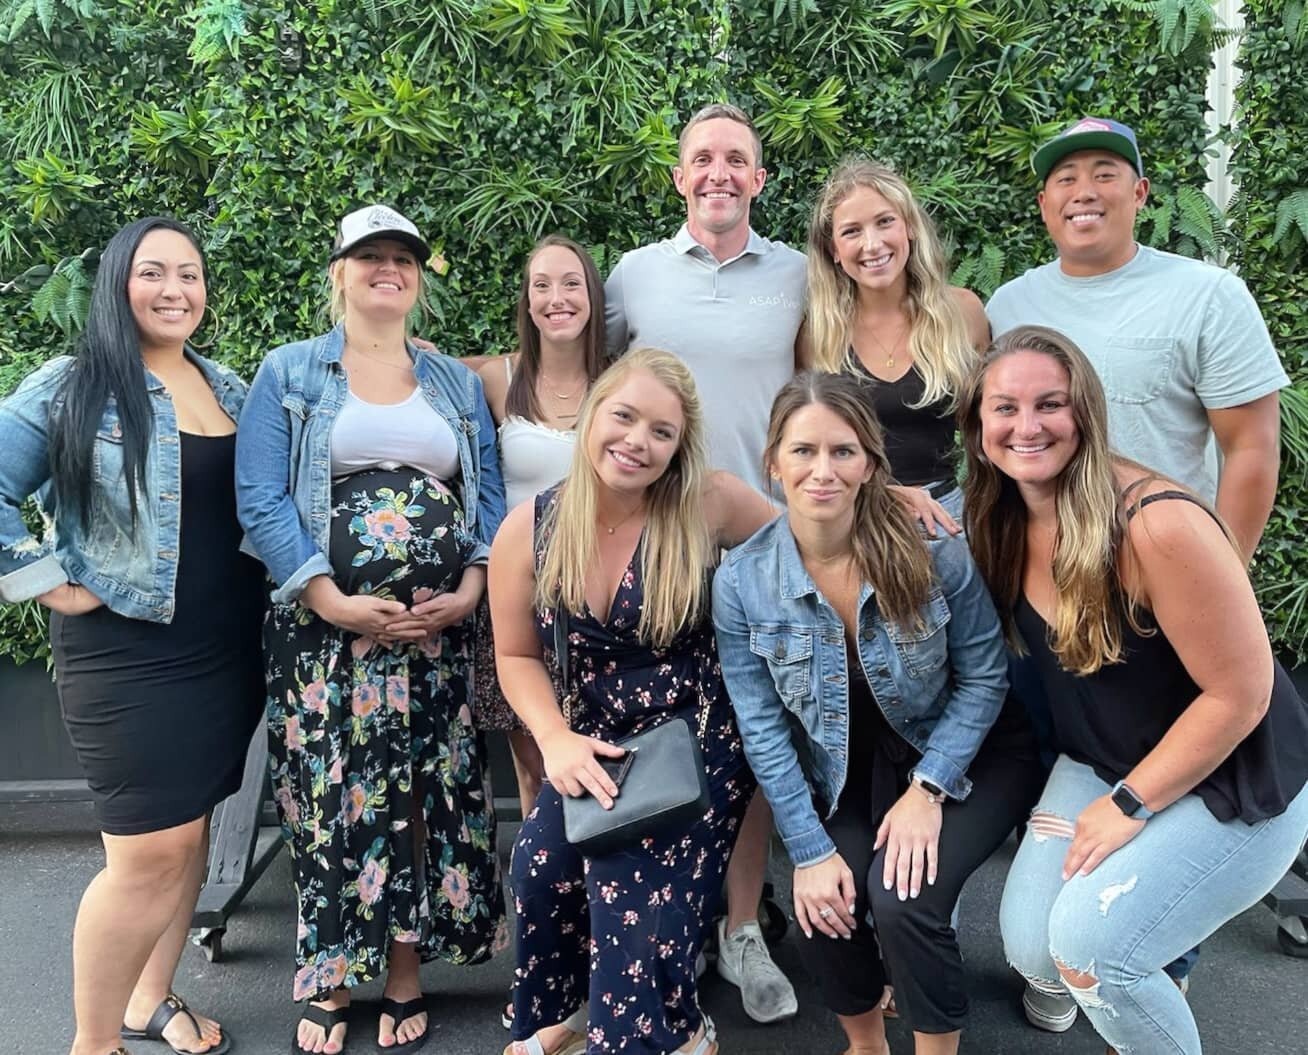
766,371,933,629
535,348,713,649
807,158,973,409
959,326,1233,674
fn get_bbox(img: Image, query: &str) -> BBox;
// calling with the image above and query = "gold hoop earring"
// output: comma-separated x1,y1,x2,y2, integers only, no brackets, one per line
188,304,222,350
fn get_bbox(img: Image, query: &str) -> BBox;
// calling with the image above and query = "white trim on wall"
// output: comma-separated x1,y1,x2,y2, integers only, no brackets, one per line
1206,0,1245,212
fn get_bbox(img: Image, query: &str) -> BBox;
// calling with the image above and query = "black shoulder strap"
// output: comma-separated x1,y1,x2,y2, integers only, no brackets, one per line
1125,489,1222,528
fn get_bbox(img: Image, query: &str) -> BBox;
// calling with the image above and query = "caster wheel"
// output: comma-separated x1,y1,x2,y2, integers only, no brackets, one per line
759,897,789,944
199,928,225,963
1277,919,1308,959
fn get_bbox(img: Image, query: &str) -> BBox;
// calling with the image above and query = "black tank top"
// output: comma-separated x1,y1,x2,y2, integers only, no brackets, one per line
1013,491,1308,824
847,356,956,487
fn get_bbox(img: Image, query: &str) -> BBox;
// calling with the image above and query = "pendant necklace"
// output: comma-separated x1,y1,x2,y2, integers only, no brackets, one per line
598,503,645,535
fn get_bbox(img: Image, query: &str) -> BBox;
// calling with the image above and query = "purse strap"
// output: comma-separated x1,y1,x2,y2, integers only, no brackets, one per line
552,604,710,742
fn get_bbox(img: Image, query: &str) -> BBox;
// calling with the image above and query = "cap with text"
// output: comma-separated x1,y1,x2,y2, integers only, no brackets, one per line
330,204,431,264
1032,118,1144,183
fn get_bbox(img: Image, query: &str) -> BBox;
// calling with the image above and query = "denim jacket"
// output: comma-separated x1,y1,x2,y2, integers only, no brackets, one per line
235,325,505,604
0,350,247,621
712,516,1008,867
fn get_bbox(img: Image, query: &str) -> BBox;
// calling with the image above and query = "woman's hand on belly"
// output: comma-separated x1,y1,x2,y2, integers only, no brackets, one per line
383,570,484,640
303,577,412,641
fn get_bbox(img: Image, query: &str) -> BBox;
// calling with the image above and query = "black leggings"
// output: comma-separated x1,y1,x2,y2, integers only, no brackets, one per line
795,737,1043,1033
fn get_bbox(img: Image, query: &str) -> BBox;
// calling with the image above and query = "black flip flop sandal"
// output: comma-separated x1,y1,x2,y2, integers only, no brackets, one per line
377,996,429,1054
293,1003,349,1054
121,993,232,1055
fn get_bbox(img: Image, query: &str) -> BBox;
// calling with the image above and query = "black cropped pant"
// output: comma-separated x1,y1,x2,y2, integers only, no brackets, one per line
795,733,1043,1033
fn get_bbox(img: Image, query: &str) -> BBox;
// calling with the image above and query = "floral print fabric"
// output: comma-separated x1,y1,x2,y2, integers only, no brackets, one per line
509,491,754,1053
265,468,507,1001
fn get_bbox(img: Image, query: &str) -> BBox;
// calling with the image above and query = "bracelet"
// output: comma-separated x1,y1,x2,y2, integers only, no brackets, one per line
910,773,945,805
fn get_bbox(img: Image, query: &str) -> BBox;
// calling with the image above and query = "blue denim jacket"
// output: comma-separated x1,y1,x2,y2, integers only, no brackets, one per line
0,350,247,621
235,325,505,604
712,516,1008,867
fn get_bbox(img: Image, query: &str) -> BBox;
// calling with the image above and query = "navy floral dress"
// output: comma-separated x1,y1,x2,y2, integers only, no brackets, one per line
265,468,507,1002
510,491,755,1054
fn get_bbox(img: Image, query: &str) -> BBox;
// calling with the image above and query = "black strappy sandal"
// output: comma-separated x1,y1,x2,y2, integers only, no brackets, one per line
292,1003,349,1054
121,993,232,1055
377,996,429,1054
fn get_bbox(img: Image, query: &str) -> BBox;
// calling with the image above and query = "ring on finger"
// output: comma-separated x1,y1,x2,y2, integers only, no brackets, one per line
818,906,834,918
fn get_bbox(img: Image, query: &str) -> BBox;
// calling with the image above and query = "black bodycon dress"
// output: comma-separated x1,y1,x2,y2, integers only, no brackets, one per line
51,432,265,835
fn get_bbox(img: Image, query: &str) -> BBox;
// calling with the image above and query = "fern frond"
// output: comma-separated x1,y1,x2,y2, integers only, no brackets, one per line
1272,189,1308,255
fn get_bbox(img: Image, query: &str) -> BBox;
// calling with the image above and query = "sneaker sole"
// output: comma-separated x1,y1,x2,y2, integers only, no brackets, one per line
1022,991,1077,1033
715,960,798,1023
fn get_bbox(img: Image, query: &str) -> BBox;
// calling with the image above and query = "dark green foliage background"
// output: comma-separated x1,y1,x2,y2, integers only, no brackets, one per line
1228,1,1308,660
0,0,1302,662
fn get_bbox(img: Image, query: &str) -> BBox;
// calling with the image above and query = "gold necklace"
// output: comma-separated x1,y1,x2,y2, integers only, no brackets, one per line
538,374,586,401
348,344,412,371
597,503,645,535
865,320,909,370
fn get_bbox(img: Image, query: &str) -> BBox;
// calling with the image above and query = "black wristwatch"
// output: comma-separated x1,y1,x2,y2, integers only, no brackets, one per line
1110,780,1154,820
910,772,946,805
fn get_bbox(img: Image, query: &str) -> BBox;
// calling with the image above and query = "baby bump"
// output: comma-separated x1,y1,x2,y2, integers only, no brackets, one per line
328,468,465,606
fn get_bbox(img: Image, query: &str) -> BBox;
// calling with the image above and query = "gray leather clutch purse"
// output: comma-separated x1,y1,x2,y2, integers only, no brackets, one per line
553,608,711,856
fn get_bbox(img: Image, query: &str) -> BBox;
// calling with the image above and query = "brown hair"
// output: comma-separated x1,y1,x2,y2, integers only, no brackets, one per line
678,102,763,168
506,234,607,422
959,325,1234,673
765,370,933,629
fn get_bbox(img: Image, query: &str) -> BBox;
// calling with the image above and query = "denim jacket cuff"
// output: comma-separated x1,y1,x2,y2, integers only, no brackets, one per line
781,823,838,869
466,541,490,567
914,748,973,802
271,552,334,605
0,553,69,603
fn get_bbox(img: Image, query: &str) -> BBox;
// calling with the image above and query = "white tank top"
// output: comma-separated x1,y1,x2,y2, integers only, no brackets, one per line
330,388,460,481
498,357,577,510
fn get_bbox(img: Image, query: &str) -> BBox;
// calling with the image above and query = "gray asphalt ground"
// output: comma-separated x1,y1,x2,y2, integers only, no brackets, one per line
2,796,1305,1055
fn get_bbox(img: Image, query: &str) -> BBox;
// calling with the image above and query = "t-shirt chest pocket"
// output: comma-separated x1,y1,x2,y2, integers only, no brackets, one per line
1099,336,1176,405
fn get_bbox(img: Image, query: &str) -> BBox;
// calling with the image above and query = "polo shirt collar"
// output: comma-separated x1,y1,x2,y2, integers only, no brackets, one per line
673,224,767,261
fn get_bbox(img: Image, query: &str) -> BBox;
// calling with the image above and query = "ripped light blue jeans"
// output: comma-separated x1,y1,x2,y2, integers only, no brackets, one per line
1000,755,1308,1054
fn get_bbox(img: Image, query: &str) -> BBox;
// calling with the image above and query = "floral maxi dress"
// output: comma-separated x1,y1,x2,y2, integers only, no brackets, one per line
265,468,507,1001
509,490,756,1054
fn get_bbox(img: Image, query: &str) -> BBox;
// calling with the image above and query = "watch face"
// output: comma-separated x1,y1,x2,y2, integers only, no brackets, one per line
1112,784,1141,816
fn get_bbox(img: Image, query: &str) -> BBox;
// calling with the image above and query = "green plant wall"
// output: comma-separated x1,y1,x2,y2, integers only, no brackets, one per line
1,0,1289,664
1229,1,1308,664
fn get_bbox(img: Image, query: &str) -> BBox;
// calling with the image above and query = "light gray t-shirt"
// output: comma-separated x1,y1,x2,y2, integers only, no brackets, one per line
986,245,1286,501
605,224,807,495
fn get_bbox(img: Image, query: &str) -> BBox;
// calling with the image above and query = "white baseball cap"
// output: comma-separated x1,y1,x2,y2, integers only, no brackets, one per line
330,204,431,263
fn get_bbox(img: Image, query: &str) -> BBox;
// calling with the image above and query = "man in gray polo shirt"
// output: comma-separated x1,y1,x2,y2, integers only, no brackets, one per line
605,103,805,1024
605,105,807,496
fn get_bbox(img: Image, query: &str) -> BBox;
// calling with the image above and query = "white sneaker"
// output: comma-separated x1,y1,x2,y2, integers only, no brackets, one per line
715,919,798,1023
1022,982,1078,1032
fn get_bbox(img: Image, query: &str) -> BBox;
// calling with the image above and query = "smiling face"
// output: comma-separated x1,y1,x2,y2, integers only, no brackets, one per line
585,368,685,497
830,184,912,299
526,243,591,347
979,350,1080,497
770,401,873,526
127,227,206,353
1038,150,1148,276
672,117,766,242
336,237,420,320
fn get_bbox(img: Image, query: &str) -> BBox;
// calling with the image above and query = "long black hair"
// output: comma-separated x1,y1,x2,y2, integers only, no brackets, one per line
48,216,206,530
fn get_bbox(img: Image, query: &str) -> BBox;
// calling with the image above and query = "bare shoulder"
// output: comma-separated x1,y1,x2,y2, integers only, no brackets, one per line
494,496,533,548
949,285,990,350
1118,473,1231,569
477,353,515,422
